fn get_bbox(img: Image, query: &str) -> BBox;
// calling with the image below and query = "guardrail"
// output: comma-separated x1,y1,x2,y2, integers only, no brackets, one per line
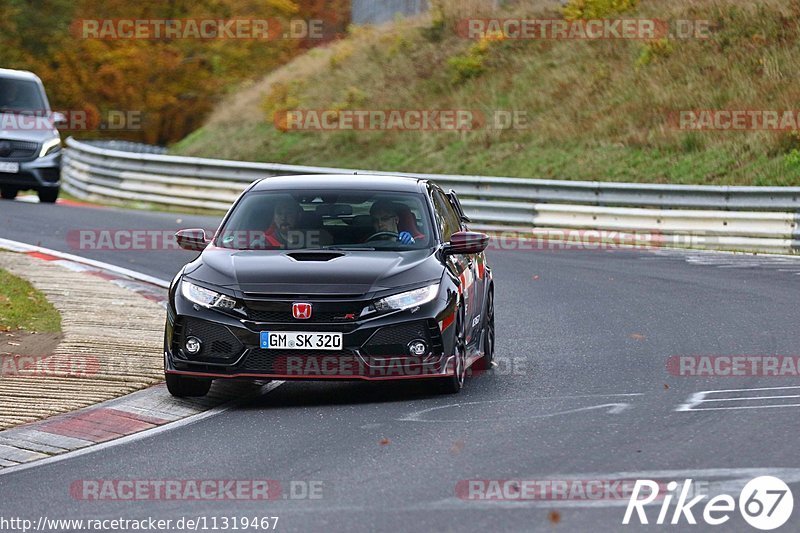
61,137,800,254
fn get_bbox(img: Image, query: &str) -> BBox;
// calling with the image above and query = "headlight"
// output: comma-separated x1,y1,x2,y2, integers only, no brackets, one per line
375,283,439,312
39,138,62,157
181,280,237,310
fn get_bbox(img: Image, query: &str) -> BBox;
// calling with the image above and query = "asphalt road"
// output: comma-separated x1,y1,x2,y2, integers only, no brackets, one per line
1,199,799,532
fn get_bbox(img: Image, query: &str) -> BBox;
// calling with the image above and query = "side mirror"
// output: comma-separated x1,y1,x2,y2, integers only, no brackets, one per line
443,231,489,255
175,229,209,251
51,111,67,127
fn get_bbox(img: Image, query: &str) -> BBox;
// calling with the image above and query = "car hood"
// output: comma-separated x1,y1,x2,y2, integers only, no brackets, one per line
0,112,59,143
184,247,444,296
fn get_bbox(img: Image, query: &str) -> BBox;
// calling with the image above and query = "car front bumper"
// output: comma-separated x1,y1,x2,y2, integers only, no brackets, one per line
164,292,459,381
0,151,61,191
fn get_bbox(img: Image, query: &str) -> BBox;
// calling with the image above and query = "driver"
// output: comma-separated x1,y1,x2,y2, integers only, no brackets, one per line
368,200,415,244
264,197,301,248
0,82,19,109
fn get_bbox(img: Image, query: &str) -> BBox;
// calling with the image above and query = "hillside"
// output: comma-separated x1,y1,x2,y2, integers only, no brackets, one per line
171,0,800,185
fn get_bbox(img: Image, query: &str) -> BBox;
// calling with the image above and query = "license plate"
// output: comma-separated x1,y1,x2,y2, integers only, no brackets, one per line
260,331,343,350
0,162,19,173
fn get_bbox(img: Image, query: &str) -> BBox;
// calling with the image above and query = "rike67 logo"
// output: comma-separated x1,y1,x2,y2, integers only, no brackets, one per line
623,476,793,530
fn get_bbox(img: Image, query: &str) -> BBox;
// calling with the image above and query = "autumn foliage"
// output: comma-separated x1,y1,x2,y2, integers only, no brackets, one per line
0,0,348,144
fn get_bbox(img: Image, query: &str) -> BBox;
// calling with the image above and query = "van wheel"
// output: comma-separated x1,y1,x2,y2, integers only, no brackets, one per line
38,188,59,203
0,187,17,200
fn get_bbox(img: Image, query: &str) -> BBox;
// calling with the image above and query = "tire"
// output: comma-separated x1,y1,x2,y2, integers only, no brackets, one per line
472,289,495,371
165,372,212,397
37,188,59,204
435,308,466,394
0,187,17,200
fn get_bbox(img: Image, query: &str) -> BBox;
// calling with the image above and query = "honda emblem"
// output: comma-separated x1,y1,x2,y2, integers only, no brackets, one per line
292,302,312,320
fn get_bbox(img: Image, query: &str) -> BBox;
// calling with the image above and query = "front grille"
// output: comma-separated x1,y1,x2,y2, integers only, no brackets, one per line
246,309,358,323
363,320,430,356
244,301,363,323
0,139,39,161
178,317,245,361
241,348,358,373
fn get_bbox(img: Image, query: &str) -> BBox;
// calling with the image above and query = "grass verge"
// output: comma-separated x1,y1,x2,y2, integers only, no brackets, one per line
170,0,800,186
0,267,61,333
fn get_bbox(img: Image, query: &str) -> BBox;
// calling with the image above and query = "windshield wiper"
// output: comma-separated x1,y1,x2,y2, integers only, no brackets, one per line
324,246,377,251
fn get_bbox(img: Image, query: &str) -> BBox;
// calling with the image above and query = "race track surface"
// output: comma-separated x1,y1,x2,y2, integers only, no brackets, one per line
1,200,799,532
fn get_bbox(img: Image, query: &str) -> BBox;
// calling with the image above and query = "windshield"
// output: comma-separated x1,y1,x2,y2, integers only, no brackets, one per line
215,189,433,251
0,78,46,113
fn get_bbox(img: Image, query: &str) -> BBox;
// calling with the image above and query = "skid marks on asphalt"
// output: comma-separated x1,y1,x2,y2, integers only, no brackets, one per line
643,249,800,273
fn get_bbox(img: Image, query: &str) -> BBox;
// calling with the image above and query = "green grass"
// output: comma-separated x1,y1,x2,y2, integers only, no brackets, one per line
171,0,800,186
0,268,61,333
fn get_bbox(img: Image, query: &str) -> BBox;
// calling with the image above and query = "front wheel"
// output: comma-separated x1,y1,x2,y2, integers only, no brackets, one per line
0,187,17,200
37,188,59,204
472,289,495,371
435,309,466,394
165,372,212,397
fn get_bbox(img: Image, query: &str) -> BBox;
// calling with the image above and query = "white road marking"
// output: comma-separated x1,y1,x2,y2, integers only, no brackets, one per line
0,237,169,288
682,404,800,412
676,386,800,412
698,394,800,402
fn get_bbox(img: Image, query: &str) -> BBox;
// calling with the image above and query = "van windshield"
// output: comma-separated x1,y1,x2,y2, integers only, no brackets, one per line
0,78,46,113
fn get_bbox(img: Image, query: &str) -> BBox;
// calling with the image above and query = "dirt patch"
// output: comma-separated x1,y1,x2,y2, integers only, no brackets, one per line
0,330,62,357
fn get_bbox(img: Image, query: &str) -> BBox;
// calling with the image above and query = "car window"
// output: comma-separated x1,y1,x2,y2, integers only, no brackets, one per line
432,189,461,241
216,189,432,250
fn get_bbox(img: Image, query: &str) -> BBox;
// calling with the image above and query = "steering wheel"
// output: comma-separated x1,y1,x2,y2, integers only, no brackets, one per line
365,231,398,242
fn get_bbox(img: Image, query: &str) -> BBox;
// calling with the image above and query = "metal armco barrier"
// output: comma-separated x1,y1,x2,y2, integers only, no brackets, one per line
62,137,800,254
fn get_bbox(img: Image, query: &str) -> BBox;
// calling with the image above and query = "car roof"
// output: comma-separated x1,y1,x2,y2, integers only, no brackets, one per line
250,174,428,193
0,68,42,82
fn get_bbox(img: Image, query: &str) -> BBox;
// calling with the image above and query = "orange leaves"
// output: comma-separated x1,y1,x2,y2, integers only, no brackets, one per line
2,0,348,144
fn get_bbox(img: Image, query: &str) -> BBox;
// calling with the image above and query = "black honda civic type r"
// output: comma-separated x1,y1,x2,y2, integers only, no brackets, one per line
164,174,494,396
